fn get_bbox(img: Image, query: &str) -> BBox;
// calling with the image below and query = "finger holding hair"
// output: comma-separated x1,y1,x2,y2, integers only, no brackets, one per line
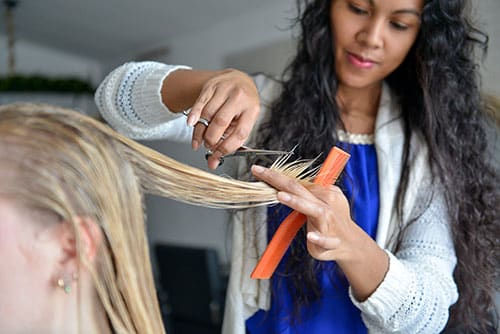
251,165,320,205
252,164,364,263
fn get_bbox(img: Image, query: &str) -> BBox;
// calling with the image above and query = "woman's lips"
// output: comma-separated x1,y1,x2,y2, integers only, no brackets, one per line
347,52,377,69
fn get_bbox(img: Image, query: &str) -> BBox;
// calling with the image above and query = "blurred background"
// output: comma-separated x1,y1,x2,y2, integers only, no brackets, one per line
0,1,498,333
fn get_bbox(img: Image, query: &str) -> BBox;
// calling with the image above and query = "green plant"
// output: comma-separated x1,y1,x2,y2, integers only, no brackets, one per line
0,75,95,93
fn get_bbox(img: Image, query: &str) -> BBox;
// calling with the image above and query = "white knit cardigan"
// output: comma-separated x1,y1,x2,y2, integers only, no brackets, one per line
95,62,459,334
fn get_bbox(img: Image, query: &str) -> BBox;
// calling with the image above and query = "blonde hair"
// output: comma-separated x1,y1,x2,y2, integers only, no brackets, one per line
0,103,311,333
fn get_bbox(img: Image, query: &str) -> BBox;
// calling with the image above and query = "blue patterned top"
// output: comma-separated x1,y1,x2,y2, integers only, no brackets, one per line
246,136,379,334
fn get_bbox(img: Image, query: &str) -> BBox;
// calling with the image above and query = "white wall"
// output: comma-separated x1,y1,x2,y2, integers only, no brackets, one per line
0,34,102,86
477,0,500,96
165,1,296,70
103,0,296,74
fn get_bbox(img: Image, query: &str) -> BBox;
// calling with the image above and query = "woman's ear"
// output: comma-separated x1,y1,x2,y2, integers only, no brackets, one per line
57,216,102,269
73,216,102,263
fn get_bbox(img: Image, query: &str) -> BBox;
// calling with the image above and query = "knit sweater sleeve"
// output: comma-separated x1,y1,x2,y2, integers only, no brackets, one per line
350,191,458,333
94,61,193,141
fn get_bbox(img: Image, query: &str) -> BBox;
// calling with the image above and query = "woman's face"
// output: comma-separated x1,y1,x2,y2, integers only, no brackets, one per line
330,0,423,90
0,197,59,332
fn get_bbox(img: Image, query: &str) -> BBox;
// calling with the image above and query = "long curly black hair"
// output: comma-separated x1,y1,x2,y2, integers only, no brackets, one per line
256,0,499,332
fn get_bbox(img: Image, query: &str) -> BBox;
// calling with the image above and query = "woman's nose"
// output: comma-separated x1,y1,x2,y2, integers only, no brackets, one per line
356,20,384,49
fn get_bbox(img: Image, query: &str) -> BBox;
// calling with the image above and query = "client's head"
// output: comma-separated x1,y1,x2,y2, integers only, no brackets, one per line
0,103,310,333
0,103,165,333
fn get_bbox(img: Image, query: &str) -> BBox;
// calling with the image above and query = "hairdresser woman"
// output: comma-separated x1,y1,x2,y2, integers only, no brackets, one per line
95,0,499,333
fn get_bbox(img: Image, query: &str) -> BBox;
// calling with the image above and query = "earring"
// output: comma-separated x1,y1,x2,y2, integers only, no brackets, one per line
57,272,78,294
57,277,72,294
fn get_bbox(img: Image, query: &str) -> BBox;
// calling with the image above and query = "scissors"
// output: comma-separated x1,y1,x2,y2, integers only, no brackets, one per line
205,146,290,165
182,110,289,165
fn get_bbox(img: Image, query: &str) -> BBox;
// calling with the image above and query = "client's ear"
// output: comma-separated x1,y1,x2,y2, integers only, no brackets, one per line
54,217,102,293
57,216,103,269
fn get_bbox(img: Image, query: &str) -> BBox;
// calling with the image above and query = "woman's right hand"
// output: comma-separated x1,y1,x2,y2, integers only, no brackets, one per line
182,69,261,169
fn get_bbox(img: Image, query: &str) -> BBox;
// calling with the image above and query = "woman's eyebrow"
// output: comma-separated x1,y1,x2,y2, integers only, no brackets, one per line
365,0,422,18
393,9,421,17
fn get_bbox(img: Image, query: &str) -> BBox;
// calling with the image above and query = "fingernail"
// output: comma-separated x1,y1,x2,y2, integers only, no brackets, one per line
187,116,197,127
192,140,199,151
209,159,220,170
277,191,291,202
251,165,265,174
307,232,321,242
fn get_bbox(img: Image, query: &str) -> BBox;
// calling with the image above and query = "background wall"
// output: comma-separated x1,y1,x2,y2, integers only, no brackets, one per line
0,35,102,86
477,0,500,96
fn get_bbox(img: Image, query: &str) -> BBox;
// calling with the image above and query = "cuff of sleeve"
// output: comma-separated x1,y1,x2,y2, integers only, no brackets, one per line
135,63,192,125
349,250,414,324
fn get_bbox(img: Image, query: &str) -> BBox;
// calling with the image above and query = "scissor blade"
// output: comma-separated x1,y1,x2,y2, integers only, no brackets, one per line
231,147,289,157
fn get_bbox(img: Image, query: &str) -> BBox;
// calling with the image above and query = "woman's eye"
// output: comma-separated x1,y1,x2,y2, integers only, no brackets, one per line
390,21,409,31
348,3,368,15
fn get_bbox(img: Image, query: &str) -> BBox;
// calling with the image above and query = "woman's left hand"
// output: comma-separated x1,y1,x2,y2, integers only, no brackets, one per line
251,164,363,263
251,164,390,301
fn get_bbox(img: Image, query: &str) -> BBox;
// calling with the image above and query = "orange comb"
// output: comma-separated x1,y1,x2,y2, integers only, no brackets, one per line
250,146,350,279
